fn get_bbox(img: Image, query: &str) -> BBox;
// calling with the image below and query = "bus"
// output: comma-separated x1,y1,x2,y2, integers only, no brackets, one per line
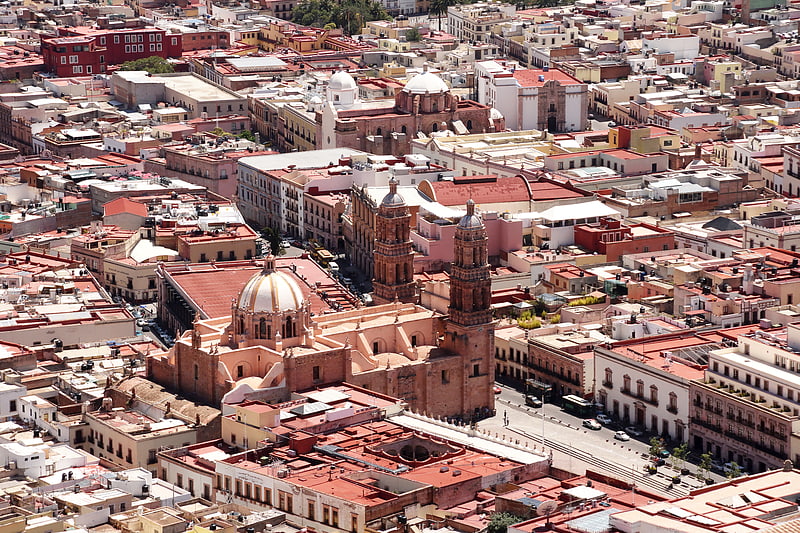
525,378,552,407
561,394,595,418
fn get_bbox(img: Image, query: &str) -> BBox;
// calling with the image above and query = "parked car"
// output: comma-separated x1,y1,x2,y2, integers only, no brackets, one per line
281,240,291,249
493,385,502,395
652,458,666,467
658,449,671,458
614,431,630,441
583,419,602,430
525,396,543,408
723,463,745,477
596,413,612,425
625,426,644,437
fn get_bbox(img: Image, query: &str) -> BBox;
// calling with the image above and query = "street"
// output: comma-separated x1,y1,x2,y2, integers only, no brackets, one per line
481,384,722,497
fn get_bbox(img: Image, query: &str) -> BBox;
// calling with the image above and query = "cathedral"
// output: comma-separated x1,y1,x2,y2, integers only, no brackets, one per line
147,180,495,420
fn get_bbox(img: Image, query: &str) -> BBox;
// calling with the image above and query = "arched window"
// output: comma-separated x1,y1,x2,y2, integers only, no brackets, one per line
259,318,267,339
650,385,658,404
401,125,407,134
284,316,295,338
604,368,613,387
431,123,438,132
623,374,631,393
376,127,382,136
467,119,473,130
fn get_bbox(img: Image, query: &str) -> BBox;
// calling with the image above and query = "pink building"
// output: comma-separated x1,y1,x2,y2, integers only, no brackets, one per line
412,210,521,272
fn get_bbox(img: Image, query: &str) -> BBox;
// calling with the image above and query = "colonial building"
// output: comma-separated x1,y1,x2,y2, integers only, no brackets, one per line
148,196,495,421
372,178,416,305
317,69,504,156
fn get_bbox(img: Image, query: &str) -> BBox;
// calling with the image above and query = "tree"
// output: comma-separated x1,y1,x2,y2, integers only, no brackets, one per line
119,56,174,74
649,437,664,458
238,130,256,142
292,0,390,35
698,452,712,479
672,443,689,470
487,513,524,533
260,227,284,256
726,461,742,479
405,25,422,42
429,0,460,31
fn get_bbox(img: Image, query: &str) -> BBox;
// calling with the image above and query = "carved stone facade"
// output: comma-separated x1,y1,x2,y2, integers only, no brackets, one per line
372,178,417,305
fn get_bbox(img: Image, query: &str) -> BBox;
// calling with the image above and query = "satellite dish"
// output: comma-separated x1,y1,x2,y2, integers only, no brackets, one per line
537,500,559,527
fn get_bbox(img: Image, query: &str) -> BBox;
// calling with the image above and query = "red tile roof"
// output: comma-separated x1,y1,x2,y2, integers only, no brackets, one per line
513,68,582,87
103,197,147,218
423,175,532,206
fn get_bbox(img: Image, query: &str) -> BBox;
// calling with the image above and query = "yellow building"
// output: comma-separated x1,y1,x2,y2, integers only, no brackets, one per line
221,401,281,449
609,124,681,154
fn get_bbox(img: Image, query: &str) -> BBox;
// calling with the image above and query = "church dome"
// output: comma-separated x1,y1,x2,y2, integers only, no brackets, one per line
237,261,305,314
381,177,406,208
328,70,357,91
403,71,449,95
457,199,484,230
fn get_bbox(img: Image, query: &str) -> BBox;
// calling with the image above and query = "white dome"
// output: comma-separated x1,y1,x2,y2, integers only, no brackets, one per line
403,71,449,95
237,269,305,314
328,70,357,91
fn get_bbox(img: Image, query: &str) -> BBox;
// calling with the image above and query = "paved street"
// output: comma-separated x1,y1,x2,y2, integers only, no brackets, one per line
480,384,721,497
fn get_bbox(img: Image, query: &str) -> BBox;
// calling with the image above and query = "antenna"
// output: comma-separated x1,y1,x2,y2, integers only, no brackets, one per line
537,500,558,528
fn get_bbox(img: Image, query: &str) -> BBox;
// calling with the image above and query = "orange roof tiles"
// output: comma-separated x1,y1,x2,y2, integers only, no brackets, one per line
513,68,582,87
424,175,532,206
103,197,148,218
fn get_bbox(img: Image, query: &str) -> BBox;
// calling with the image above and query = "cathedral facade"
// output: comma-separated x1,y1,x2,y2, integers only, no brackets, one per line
148,186,495,421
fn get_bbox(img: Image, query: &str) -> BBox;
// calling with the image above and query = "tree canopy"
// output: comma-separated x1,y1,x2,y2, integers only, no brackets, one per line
118,56,174,74
487,513,524,533
292,0,390,35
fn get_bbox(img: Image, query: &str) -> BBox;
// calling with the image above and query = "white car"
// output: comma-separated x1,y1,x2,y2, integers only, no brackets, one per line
614,431,630,441
281,240,291,249
596,414,612,425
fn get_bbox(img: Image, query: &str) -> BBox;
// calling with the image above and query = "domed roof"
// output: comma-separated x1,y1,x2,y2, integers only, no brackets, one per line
381,177,406,208
457,199,484,230
328,70,357,91
237,259,305,314
403,70,449,95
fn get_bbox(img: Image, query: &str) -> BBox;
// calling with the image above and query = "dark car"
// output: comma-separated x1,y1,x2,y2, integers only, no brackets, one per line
652,458,666,467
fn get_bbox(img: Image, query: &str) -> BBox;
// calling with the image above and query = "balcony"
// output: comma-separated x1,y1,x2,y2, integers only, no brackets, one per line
692,417,722,432
602,380,613,389
667,406,678,415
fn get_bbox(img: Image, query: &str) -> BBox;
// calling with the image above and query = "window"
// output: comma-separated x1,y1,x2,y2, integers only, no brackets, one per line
441,370,449,384
172,37,178,46
604,368,613,387
623,374,631,392
100,36,106,45
237,365,244,378
372,341,379,354
60,56,66,64
473,363,480,377
69,55,78,64
114,35,120,44
313,366,320,381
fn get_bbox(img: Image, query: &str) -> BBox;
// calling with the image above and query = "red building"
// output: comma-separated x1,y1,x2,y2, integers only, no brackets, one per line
574,217,676,261
42,27,182,77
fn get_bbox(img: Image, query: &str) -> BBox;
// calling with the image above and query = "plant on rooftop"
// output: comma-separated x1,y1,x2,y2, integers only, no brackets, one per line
549,314,561,324
487,513,525,533
516,310,542,329
237,130,256,142
119,56,174,74
568,295,605,307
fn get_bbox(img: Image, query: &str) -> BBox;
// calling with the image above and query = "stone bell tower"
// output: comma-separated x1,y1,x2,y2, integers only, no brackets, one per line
442,199,495,419
372,177,416,304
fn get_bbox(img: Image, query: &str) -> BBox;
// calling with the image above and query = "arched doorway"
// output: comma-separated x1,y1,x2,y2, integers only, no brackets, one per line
547,115,557,132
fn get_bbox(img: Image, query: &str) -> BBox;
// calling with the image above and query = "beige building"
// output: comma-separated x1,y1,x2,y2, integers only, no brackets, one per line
79,402,198,475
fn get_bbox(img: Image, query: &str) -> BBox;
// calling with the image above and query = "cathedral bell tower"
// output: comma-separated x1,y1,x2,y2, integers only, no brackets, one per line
372,177,416,304
442,199,495,419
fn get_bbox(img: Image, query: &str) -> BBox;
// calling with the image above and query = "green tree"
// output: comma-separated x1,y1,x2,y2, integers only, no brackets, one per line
238,130,256,142
649,437,664,458
487,513,524,533
260,227,285,256
119,56,174,74
292,0,389,35
405,25,422,42
726,462,742,479
429,0,460,31
672,443,689,470
698,452,712,479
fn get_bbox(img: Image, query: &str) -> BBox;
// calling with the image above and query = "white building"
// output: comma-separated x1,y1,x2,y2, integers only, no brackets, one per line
475,61,588,133
0,380,25,421
641,32,700,60
594,334,709,442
